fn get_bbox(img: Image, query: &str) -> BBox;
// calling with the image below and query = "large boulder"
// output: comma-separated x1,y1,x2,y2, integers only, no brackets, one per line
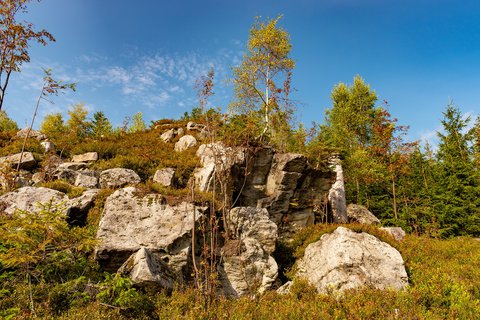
153,168,175,187
0,152,36,170
174,135,197,152
72,152,98,163
0,187,97,227
347,204,380,225
95,187,206,278
99,168,141,189
118,247,176,290
290,227,408,293
221,207,278,297
0,186,67,215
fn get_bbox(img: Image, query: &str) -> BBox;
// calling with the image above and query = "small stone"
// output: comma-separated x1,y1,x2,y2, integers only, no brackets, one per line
153,168,175,187
72,152,98,163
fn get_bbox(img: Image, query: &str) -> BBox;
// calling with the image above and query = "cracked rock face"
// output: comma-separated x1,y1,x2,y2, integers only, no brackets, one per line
95,187,206,279
294,227,408,293
221,207,278,297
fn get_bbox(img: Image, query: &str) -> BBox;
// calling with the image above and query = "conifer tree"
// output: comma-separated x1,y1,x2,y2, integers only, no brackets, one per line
91,111,112,138
434,104,480,237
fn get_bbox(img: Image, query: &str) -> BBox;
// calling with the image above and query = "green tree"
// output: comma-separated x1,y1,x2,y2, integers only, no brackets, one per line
0,110,18,131
40,112,66,137
91,111,112,138
66,103,91,139
230,15,295,144
434,104,480,237
128,111,146,133
0,0,55,111
321,75,377,150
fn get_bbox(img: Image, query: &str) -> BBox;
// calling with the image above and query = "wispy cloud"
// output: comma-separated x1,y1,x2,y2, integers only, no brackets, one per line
6,46,242,127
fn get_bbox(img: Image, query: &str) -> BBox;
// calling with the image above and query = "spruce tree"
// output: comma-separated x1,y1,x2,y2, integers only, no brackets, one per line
434,104,480,237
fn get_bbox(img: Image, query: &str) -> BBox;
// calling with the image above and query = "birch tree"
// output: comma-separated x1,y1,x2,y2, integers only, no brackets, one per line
230,16,294,144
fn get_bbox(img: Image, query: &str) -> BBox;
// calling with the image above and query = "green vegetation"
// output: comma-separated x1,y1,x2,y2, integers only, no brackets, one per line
1,9,479,319
1,213,479,319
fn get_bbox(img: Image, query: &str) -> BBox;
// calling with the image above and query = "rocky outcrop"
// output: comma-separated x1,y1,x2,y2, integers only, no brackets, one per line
381,227,406,241
174,135,197,152
99,168,141,189
194,145,332,240
347,204,380,225
287,227,408,293
118,247,176,290
328,156,348,223
72,152,98,163
153,168,175,187
0,152,36,169
95,187,206,278
221,207,278,297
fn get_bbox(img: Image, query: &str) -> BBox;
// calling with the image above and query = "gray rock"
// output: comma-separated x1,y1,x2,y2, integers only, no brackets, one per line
176,127,185,137
221,238,278,297
380,227,406,241
72,152,98,163
293,227,408,293
160,128,175,142
53,168,78,184
153,168,175,187
74,172,98,188
186,121,206,131
194,143,245,192
95,187,206,277
347,204,380,225
0,186,68,215
99,168,141,189
328,156,348,223
174,135,197,152
67,189,99,227
221,207,278,297
227,207,277,254
0,152,36,170
118,247,176,290
15,128,47,141
58,162,90,171
40,141,55,153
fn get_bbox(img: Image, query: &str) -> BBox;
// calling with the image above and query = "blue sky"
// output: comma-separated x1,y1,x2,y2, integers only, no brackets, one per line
3,0,480,145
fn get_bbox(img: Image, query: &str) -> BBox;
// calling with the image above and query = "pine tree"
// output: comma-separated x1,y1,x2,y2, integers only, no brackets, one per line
91,111,112,138
434,104,480,237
